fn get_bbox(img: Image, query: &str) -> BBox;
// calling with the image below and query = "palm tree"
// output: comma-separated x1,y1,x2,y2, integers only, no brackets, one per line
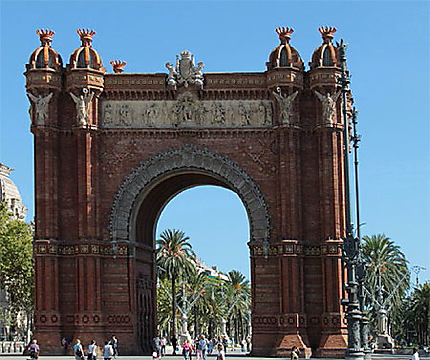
225,270,251,342
407,283,430,345
156,229,195,339
362,234,410,334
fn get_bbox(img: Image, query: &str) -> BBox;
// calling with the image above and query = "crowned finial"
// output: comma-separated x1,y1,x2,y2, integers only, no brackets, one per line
319,26,337,43
77,28,96,47
110,60,127,73
36,29,55,46
276,26,294,44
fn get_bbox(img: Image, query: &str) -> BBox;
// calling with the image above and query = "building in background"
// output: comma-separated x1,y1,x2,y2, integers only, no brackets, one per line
0,163,28,342
0,164,27,220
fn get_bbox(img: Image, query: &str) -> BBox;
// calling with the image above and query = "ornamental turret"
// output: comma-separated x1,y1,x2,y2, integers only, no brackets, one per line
66,29,105,128
266,26,303,126
25,29,63,127
68,29,103,71
309,26,340,69
27,29,63,71
266,27,304,70
308,26,346,128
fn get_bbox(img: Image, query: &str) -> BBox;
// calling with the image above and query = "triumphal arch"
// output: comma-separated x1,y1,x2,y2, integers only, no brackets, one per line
26,26,351,357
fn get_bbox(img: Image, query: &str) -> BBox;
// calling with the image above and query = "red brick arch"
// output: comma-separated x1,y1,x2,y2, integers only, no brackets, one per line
109,145,271,248
27,40,349,357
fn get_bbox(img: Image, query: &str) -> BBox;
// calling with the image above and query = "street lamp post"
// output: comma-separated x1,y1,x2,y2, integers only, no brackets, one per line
351,108,372,359
338,40,365,360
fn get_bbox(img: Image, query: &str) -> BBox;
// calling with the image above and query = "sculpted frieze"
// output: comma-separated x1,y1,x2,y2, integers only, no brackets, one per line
101,96,273,128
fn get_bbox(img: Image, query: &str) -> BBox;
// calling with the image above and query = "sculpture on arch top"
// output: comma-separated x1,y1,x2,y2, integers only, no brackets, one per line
166,50,204,88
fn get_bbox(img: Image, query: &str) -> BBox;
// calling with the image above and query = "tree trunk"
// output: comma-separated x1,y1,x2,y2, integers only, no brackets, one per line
172,275,176,339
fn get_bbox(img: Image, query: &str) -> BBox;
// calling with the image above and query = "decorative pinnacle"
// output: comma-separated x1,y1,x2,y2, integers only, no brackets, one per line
319,26,337,43
36,29,55,46
77,28,96,46
110,60,127,73
276,26,294,44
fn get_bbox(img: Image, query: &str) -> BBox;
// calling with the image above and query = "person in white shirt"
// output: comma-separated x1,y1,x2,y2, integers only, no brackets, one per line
216,344,225,360
411,347,420,360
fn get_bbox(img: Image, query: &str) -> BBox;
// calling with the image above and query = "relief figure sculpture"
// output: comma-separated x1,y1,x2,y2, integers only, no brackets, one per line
273,88,298,124
27,92,53,125
238,101,250,126
314,90,341,124
70,88,94,126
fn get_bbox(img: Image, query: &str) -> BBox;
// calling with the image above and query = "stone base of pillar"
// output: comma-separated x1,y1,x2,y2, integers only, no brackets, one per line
251,333,312,358
315,332,348,358
376,333,395,350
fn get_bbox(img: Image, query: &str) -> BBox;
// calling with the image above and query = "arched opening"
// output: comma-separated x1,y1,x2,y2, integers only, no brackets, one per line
132,173,251,353
279,47,289,67
322,46,333,66
155,185,251,347
109,146,271,355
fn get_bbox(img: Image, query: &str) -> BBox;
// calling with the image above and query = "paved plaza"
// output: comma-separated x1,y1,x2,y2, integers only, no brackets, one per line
0,353,429,360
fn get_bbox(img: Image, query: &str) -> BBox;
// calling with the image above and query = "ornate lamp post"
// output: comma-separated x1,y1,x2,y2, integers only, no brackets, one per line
338,40,366,360
351,108,372,359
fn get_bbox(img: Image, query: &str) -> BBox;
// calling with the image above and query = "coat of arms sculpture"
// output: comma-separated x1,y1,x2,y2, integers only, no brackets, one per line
166,50,204,88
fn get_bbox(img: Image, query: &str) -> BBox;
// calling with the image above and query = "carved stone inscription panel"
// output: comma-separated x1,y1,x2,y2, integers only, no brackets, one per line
101,95,272,128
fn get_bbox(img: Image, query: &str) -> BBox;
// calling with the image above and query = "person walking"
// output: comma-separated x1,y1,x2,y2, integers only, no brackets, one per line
208,339,213,355
171,336,178,355
160,336,167,357
28,339,40,360
108,336,118,358
182,339,193,360
87,340,97,360
411,347,420,360
222,336,228,354
197,335,208,360
74,339,85,360
216,344,225,360
290,346,299,360
153,336,162,359
103,341,114,360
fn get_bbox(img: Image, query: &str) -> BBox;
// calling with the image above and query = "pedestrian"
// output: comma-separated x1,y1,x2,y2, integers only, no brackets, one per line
216,344,225,360
222,336,228,353
73,339,85,360
197,335,208,360
171,336,178,355
290,346,299,360
182,339,193,360
240,339,246,352
103,341,114,360
153,336,162,359
208,339,213,355
411,347,420,360
108,336,118,358
87,340,97,360
246,336,251,352
28,339,40,360
161,336,167,357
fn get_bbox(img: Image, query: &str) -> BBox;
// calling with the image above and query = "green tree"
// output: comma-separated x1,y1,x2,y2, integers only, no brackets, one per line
225,270,251,342
362,234,409,336
402,283,430,346
0,202,34,339
156,229,195,339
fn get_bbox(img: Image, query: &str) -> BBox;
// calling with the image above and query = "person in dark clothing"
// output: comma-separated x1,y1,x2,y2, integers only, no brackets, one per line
171,337,178,355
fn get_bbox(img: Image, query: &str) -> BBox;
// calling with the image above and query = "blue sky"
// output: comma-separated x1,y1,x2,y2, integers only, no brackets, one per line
1,0,429,282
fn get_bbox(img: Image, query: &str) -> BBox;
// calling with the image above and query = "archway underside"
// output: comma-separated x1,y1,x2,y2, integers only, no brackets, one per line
132,172,244,353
